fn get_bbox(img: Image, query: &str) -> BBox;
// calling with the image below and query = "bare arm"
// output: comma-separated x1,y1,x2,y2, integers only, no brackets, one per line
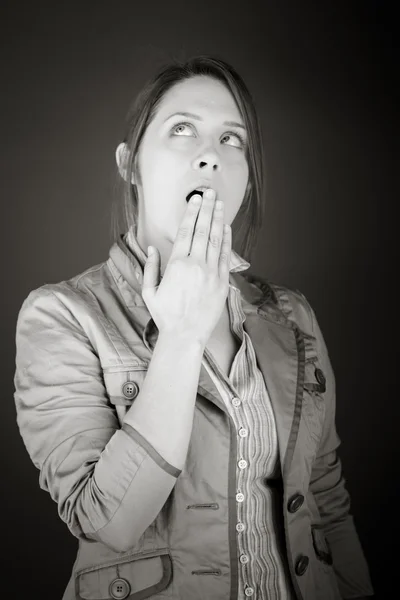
123,331,204,471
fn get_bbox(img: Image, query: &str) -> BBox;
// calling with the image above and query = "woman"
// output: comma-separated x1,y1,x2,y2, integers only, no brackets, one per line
14,55,374,600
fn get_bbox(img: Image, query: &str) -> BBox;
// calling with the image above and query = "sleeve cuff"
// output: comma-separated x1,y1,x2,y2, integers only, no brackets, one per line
122,422,182,478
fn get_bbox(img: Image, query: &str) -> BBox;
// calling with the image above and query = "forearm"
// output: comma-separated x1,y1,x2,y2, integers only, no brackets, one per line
123,331,205,470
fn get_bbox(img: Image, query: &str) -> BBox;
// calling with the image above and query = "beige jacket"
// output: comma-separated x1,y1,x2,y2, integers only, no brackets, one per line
14,234,375,600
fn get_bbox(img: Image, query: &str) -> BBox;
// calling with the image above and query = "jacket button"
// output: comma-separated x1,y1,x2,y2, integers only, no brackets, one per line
122,381,139,400
295,555,309,576
287,493,304,513
109,578,131,599
315,368,326,389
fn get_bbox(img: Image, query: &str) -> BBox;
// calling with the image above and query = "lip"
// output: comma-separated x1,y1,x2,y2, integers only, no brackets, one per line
185,181,214,200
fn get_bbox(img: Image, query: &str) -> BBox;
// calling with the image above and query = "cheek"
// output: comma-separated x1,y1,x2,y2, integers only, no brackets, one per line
141,151,179,197
224,160,249,220
229,158,249,194
228,150,248,174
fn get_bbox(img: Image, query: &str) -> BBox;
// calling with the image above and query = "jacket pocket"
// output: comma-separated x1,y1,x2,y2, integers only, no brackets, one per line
301,360,327,446
75,548,173,599
311,525,333,566
103,365,148,427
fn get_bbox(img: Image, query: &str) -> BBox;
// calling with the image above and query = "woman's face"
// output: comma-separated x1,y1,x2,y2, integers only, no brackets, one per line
134,75,250,248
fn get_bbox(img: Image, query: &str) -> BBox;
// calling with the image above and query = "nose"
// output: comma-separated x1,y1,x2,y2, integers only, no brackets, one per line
192,148,221,173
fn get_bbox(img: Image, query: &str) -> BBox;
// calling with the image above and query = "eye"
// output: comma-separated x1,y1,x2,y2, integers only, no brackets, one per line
170,122,246,149
221,132,245,148
171,122,195,137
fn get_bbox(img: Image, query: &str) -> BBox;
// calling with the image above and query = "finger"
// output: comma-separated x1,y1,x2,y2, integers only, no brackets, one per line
142,245,160,300
218,224,232,277
205,199,225,267
189,188,216,261
170,194,203,260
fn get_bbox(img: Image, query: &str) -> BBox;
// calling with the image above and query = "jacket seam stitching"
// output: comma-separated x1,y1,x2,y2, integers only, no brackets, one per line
84,287,128,362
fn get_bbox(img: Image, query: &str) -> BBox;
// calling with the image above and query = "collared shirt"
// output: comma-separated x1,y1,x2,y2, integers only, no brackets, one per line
125,228,297,600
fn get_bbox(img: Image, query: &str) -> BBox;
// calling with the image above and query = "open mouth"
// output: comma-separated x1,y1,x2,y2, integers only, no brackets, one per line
186,188,208,203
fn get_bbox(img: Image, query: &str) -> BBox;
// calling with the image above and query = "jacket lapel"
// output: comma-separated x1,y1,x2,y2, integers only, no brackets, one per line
243,302,301,474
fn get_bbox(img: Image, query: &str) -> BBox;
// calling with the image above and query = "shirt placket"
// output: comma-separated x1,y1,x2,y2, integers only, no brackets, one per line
226,288,257,598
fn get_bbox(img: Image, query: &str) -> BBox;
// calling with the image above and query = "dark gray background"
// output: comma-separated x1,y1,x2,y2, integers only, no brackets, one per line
1,1,396,598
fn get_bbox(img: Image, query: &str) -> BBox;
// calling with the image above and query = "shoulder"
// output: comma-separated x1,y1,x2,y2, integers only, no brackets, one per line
240,271,316,336
17,258,111,326
270,282,315,335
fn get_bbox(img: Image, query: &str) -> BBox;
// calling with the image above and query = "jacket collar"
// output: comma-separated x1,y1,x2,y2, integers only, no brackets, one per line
110,226,251,296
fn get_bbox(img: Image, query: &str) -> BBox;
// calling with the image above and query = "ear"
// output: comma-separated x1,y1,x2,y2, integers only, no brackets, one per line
115,142,136,184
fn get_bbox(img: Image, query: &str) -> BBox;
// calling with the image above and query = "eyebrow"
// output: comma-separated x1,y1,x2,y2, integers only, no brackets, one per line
163,111,246,130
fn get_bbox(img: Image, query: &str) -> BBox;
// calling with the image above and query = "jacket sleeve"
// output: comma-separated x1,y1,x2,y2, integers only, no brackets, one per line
304,296,375,599
13,285,180,553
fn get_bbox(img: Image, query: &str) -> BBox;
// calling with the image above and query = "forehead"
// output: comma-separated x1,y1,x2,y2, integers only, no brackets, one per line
155,76,241,120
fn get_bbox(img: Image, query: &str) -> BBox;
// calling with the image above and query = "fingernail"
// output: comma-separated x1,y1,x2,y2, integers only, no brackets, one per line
204,189,214,199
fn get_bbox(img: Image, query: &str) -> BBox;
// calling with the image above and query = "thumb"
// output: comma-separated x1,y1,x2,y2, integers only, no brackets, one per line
142,246,160,300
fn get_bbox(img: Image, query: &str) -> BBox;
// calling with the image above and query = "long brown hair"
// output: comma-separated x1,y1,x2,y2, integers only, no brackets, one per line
111,54,265,264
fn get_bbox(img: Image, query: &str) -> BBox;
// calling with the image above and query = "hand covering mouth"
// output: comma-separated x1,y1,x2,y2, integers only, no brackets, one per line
185,187,210,202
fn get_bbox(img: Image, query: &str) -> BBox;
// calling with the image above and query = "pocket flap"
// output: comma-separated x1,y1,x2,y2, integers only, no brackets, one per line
76,550,172,600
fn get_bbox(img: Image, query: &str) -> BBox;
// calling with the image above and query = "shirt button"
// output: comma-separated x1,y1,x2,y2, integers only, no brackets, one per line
239,428,248,438
245,587,254,596
232,397,241,408
109,578,131,599
238,459,248,469
122,381,139,400
236,492,245,502
236,522,245,532
240,554,249,564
